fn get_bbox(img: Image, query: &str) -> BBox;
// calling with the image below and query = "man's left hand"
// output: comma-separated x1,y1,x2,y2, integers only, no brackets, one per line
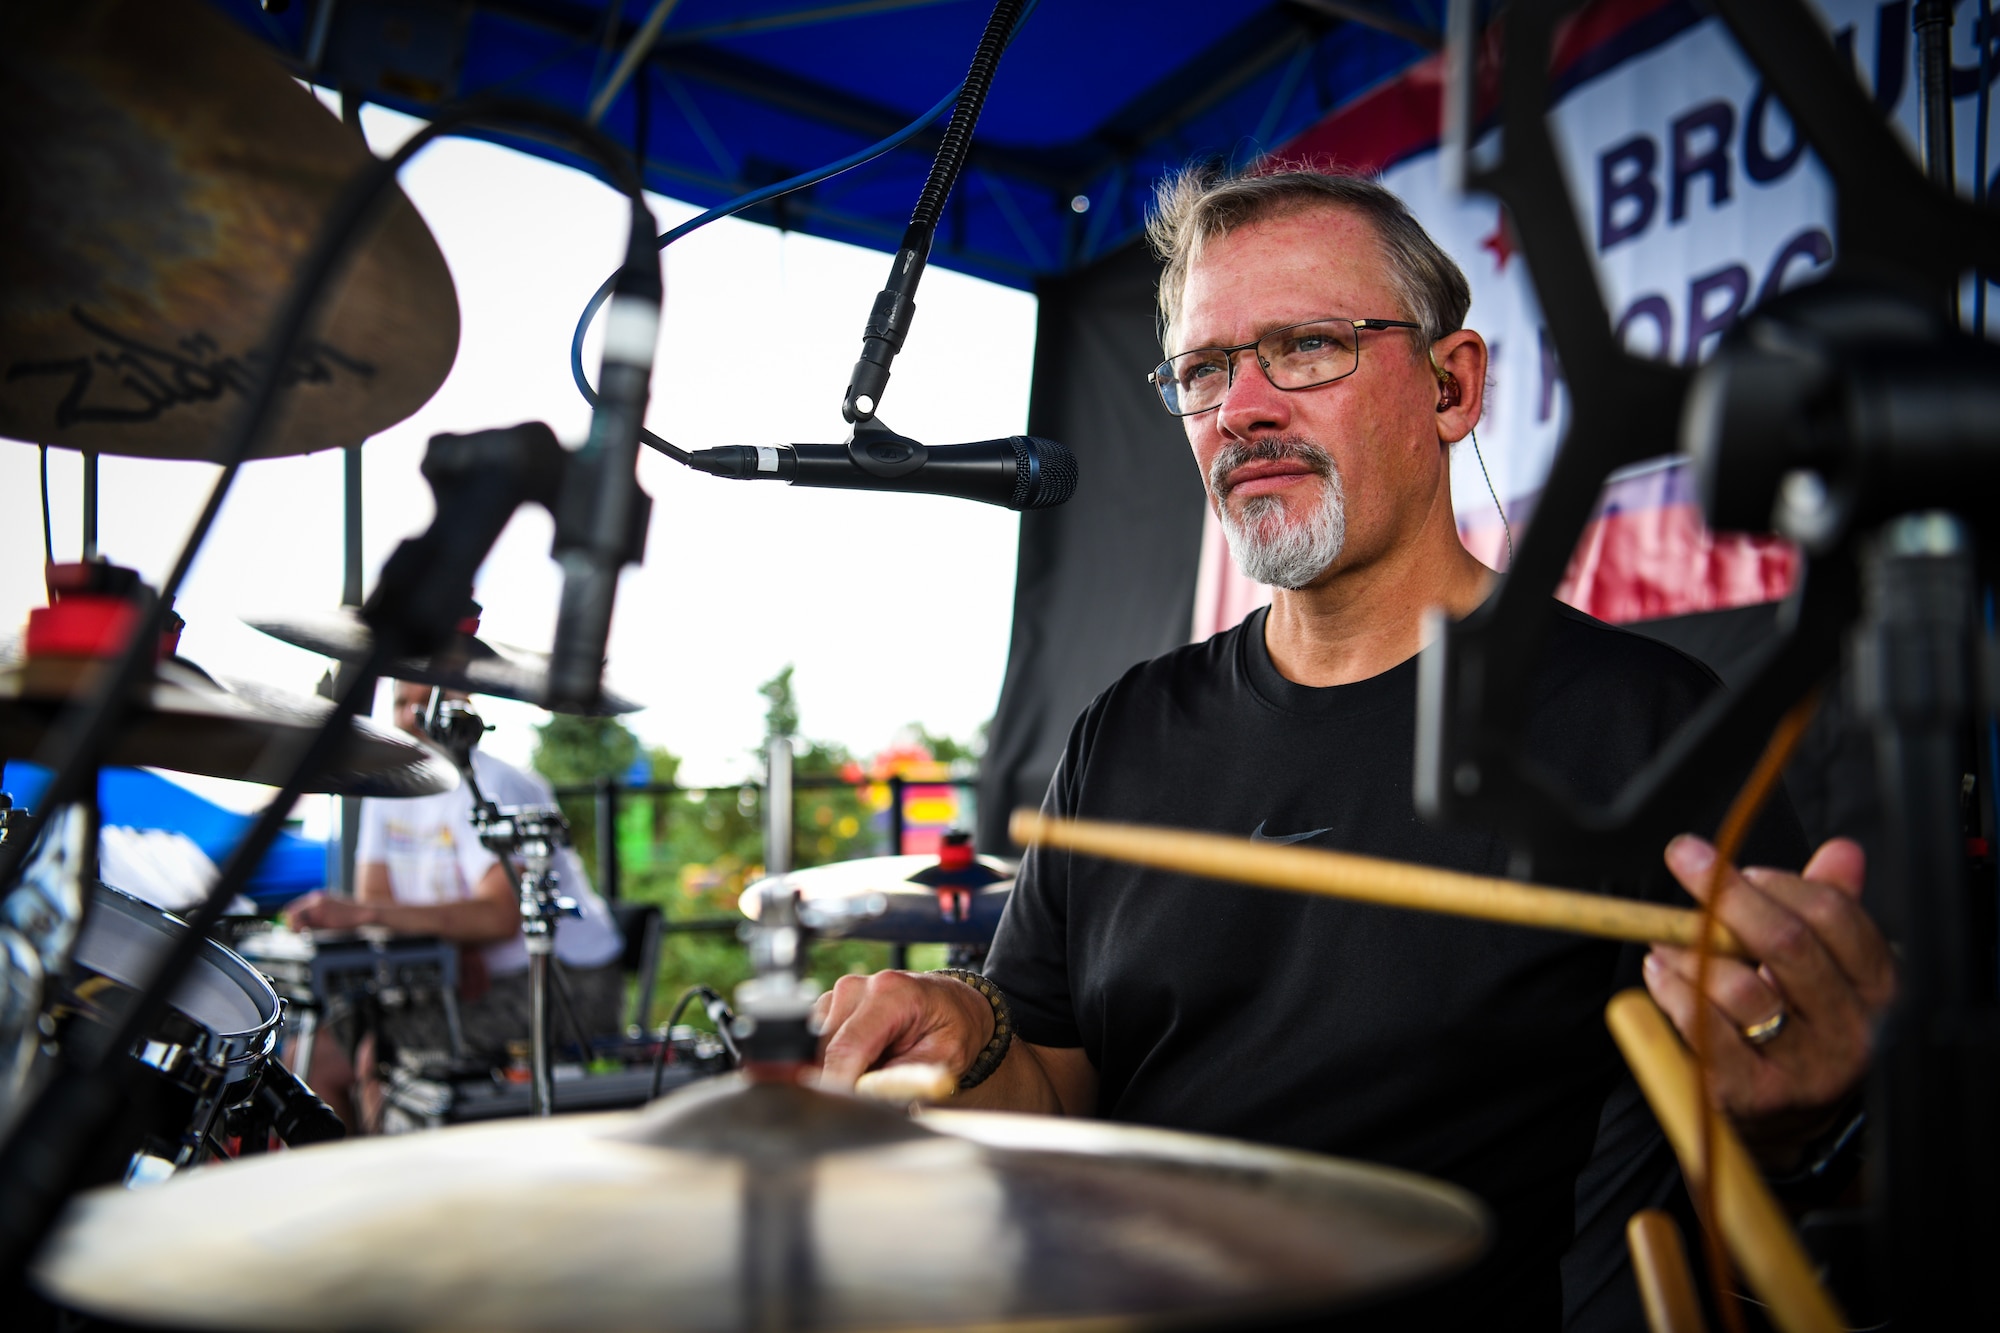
1643,835,1894,1164
283,891,378,934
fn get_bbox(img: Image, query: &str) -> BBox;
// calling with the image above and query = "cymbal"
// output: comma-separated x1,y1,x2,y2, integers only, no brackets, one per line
247,609,642,716
0,653,456,797
742,853,1016,944
33,1076,1488,1330
0,0,458,459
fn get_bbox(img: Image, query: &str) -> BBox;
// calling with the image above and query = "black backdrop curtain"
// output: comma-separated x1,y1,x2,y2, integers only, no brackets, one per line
978,242,1208,853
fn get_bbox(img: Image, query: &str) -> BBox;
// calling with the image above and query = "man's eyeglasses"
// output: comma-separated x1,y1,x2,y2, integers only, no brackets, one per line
1147,317,1422,417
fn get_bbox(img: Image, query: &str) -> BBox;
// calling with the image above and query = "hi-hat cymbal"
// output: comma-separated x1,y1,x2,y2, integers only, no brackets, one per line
742,853,1017,944
247,610,643,716
33,1076,1488,1330
0,0,458,459
0,653,455,797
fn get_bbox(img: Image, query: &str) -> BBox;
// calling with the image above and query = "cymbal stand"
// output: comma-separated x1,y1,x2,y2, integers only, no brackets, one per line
425,698,578,1117
734,878,889,1083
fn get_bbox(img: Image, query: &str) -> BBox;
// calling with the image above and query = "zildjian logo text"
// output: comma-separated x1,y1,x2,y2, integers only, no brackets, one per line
5,307,377,427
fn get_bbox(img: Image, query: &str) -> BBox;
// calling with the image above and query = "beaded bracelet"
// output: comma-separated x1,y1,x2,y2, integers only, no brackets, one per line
933,968,1013,1090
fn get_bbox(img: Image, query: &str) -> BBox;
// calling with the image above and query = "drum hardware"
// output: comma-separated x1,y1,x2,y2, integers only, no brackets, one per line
0,807,93,1131
0,794,27,847
425,695,592,1117
0,410,642,1273
0,22,658,1285
221,1059,347,1156
1429,1,2000,1321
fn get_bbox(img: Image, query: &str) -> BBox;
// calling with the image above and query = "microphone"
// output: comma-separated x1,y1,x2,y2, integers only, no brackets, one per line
686,425,1078,511
547,209,661,713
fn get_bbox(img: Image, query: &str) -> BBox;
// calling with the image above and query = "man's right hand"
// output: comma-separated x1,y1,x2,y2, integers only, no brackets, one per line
284,891,377,934
815,970,993,1092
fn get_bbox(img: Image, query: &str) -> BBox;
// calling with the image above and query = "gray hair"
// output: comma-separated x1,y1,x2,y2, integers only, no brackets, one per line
1146,162,1471,353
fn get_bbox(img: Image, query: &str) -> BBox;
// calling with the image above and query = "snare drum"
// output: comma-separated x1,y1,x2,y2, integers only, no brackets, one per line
53,882,282,1184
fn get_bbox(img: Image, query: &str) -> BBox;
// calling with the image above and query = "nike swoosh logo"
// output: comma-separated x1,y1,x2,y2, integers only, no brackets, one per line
1249,820,1332,845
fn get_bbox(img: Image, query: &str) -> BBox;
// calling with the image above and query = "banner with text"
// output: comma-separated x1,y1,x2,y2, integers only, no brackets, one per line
1193,0,1997,636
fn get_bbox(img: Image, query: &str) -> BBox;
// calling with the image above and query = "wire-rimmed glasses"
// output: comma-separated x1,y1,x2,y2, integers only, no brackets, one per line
1147,317,1422,417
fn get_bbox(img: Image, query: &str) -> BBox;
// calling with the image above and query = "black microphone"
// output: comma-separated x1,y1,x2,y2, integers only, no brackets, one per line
686,425,1077,511
547,208,661,713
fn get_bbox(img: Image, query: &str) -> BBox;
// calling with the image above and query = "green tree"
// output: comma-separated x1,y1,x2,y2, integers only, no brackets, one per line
530,713,640,883
758,664,800,740
532,668,933,1036
532,713,641,785
909,721,986,767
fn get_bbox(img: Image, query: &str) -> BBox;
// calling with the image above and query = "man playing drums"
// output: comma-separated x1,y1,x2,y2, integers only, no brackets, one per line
814,166,1893,1328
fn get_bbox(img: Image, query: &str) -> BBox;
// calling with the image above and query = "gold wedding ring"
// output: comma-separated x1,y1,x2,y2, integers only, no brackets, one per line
1741,1010,1788,1047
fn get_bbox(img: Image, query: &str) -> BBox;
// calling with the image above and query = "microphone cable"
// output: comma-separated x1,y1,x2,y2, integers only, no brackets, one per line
570,0,1042,464
649,984,735,1099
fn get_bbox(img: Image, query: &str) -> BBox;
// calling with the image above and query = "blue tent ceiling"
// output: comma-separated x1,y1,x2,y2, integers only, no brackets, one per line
215,0,1446,290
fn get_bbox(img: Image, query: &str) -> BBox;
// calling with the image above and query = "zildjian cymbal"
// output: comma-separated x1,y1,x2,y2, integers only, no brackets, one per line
0,0,458,459
32,1075,1488,1331
246,610,643,716
0,651,456,798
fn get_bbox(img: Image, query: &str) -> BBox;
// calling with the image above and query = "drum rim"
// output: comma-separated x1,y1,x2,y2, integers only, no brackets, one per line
75,881,282,1074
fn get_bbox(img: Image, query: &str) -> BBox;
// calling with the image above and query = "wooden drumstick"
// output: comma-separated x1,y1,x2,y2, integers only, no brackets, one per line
1627,1209,1709,1333
852,1062,957,1106
1009,810,1745,956
1606,990,1844,1333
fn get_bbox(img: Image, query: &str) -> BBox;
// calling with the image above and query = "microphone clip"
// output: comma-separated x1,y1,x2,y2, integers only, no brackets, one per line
846,418,928,479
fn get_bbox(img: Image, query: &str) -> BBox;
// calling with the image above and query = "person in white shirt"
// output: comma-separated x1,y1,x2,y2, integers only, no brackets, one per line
286,683,625,1117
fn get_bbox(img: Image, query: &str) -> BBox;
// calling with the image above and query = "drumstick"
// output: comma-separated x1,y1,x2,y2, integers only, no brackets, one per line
1009,810,1745,956
1627,1210,1709,1333
852,1062,957,1106
1606,990,1844,1333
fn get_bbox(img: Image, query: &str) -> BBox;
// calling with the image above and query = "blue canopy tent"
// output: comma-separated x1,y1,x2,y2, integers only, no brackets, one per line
2,762,327,910
216,1,1445,291
213,0,1454,848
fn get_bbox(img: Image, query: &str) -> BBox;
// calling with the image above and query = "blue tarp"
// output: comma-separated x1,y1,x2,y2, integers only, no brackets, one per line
213,0,1448,290
1,762,326,909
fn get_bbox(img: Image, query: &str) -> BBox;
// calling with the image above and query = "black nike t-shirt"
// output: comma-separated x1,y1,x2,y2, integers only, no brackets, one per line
983,604,1807,1328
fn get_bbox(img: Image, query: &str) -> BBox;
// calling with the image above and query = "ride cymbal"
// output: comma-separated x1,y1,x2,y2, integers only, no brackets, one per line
247,609,643,716
741,853,1017,944
33,1076,1488,1331
0,0,458,459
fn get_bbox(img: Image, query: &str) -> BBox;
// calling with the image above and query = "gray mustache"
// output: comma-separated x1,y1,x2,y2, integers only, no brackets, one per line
1209,437,1334,499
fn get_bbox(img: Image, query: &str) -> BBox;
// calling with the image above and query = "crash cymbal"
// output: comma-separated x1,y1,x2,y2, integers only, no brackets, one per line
247,609,642,715
0,653,456,797
33,1076,1488,1330
0,0,458,459
742,853,1016,944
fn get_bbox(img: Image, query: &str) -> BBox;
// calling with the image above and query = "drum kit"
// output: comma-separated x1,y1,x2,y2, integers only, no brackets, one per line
0,1,1506,1326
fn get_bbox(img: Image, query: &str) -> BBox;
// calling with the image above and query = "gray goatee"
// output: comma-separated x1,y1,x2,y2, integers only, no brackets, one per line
1209,437,1346,590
